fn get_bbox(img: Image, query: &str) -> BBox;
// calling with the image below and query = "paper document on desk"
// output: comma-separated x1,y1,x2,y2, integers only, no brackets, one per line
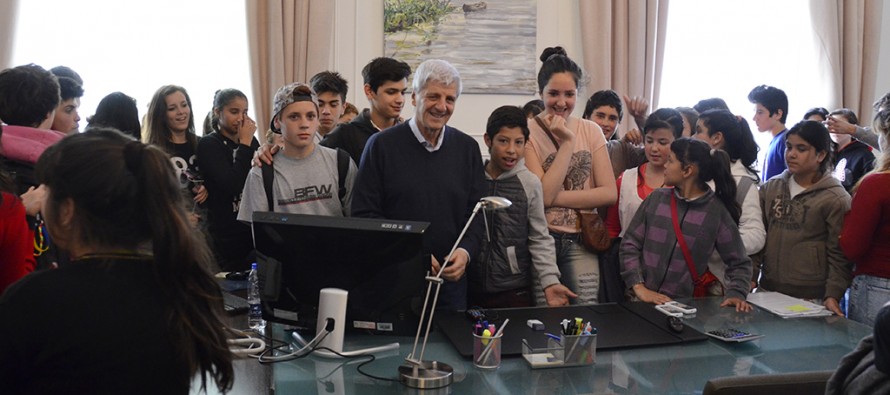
747,292,833,318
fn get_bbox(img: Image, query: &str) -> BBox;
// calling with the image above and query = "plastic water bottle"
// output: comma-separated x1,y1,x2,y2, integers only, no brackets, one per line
247,262,266,332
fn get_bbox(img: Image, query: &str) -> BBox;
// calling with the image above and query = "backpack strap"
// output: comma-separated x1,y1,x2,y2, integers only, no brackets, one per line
261,161,274,211
336,148,349,202
735,176,755,208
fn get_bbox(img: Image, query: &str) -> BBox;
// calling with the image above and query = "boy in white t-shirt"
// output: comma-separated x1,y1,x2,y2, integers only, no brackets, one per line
238,82,357,222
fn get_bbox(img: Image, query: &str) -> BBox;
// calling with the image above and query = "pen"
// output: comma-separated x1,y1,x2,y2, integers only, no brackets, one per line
477,318,509,365
545,333,562,343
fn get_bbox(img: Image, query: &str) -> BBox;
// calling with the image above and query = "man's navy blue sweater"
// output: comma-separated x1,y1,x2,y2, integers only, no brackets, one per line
351,121,486,309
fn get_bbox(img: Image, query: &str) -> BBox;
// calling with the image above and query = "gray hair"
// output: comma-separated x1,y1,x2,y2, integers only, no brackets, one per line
412,59,462,97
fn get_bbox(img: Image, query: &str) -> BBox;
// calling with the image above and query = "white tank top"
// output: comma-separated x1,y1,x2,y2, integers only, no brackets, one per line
617,167,646,238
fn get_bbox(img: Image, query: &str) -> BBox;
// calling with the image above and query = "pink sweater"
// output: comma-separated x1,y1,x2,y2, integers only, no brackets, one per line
0,125,65,164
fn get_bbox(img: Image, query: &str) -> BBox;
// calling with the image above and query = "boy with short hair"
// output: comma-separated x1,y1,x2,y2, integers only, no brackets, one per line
0,63,67,270
49,67,84,134
309,71,348,142
468,105,576,308
0,64,65,192
583,89,646,179
321,57,411,165
748,84,789,181
238,83,357,222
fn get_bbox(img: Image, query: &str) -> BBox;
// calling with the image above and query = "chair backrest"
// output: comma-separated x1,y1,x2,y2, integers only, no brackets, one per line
702,371,834,395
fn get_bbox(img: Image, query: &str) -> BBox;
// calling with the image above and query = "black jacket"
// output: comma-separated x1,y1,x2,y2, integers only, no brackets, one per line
835,139,875,193
321,109,379,166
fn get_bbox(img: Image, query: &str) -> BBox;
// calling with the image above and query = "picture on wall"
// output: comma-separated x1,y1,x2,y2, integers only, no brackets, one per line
384,0,537,95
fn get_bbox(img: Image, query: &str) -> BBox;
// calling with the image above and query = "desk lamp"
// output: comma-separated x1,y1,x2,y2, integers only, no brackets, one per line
399,196,512,388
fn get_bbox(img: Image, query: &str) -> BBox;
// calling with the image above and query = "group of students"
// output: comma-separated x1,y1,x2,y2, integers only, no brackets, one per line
584,83,890,326
1,45,889,392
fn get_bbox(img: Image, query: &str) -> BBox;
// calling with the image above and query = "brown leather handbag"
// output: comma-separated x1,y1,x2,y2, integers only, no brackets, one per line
578,210,612,252
534,116,612,253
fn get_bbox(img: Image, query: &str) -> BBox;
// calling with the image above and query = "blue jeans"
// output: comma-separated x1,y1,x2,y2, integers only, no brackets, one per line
550,232,600,305
849,275,890,326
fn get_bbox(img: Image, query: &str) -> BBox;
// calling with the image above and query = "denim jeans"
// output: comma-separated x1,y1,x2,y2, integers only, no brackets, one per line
532,232,600,305
849,275,890,326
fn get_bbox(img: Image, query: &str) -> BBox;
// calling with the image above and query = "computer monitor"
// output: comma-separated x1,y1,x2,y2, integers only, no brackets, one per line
252,212,429,335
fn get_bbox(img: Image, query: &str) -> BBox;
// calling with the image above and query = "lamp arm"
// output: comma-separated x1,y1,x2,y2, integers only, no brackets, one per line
434,201,483,279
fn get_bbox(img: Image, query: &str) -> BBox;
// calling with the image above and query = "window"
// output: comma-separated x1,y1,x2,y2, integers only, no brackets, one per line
659,0,825,166
12,0,253,136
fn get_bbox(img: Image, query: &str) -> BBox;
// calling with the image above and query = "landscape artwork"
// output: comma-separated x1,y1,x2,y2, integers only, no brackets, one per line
384,0,537,95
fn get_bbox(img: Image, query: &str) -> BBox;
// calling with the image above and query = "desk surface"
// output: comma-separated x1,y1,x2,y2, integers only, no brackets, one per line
238,297,871,395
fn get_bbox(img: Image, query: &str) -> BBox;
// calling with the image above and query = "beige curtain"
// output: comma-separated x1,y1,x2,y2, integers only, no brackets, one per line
810,0,883,126
245,0,335,133
0,0,19,69
578,0,669,133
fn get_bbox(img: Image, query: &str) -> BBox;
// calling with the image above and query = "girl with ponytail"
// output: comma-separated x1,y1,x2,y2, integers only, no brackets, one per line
196,88,260,272
0,129,234,393
620,138,752,311
694,109,766,291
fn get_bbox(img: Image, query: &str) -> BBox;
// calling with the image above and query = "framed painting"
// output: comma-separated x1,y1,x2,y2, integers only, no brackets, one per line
384,0,537,95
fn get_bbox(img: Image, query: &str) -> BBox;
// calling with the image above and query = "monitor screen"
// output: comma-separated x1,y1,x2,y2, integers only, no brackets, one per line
252,212,429,335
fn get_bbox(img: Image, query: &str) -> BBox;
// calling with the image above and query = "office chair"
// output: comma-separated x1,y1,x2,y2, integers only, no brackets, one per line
702,370,834,395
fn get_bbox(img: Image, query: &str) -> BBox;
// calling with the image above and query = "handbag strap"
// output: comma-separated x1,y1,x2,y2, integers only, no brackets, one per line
534,116,575,193
534,116,560,149
671,193,701,284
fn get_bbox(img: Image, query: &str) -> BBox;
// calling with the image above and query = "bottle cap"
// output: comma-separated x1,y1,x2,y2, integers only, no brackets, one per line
251,262,258,270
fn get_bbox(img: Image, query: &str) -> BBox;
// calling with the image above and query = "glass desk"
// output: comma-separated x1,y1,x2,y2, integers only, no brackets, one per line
266,297,870,394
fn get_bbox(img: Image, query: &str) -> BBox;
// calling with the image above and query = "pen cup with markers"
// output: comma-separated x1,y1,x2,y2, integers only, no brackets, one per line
473,332,503,369
553,334,596,366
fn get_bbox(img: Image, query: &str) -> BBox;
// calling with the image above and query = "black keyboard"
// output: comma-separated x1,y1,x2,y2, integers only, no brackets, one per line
706,328,763,342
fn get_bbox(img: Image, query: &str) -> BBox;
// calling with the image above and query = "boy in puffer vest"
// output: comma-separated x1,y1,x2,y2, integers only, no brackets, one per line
468,105,576,308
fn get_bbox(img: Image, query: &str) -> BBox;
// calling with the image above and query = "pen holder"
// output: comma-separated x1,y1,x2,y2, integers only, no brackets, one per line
522,333,596,369
473,332,503,369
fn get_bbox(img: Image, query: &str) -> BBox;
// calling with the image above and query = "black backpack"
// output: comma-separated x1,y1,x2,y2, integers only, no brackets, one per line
260,148,350,211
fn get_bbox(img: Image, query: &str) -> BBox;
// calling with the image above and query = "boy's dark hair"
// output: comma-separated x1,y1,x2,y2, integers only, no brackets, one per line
50,65,83,86
693,97,729,113
583,90,623,121
0,64,60,127
522,99,544,118
486,105,529,141
643,107,684,138
310,71,349,103
803,107,829,121
57,76,84,101
829,108,859,125
747,85,789,124
361,57,411,93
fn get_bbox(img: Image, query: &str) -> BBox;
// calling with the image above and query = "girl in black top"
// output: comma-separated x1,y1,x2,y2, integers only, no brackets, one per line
196,89,260,271
145,85,208,224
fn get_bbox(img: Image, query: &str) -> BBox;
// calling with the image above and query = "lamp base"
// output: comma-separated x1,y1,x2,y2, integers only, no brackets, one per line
398,360,454,389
